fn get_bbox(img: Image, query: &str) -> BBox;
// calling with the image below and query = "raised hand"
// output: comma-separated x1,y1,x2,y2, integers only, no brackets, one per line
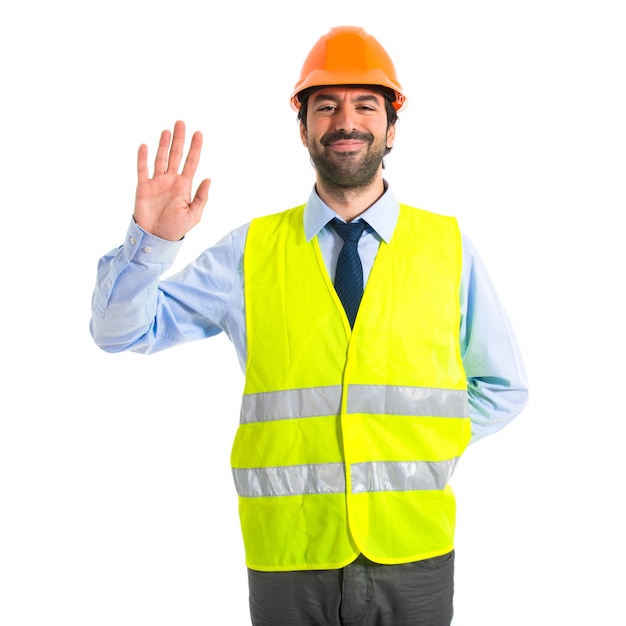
134,120,211,241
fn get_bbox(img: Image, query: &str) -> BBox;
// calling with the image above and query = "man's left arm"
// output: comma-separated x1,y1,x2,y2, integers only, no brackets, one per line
459,234,529,443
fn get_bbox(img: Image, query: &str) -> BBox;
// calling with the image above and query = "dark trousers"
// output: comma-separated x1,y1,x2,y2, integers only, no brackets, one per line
248,551,454,626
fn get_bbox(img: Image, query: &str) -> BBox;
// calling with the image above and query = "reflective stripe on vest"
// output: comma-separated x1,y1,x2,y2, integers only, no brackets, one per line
240,384,468,423
233,457,458,497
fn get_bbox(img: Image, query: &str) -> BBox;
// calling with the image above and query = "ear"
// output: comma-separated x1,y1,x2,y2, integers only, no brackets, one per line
299,121,308,147
386,123,396,150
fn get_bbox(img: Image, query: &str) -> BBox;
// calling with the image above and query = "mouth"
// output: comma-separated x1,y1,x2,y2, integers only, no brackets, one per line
327,139,367,152
321,131,373,150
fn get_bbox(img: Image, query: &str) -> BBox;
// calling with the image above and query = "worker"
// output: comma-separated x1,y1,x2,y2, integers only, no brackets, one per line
90,25,528,626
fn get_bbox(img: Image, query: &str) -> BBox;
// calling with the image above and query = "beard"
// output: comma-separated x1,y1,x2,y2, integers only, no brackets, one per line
307,130,388,191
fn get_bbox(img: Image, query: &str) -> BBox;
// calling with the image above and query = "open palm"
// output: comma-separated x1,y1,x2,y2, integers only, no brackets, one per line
134,120,211,241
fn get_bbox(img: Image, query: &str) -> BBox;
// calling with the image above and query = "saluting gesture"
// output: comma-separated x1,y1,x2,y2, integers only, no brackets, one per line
134,120,211,241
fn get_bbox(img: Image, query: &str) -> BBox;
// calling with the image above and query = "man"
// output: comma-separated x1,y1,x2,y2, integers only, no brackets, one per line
91,26,528,626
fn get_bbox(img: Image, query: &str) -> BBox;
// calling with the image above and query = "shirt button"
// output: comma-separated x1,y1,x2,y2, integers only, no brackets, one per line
130,237,136,245
143,246,152,253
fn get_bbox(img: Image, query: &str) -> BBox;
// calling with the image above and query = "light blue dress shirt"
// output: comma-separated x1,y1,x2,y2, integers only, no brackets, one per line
91,185,528,442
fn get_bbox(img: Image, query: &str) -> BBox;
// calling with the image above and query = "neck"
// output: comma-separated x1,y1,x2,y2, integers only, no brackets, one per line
315,175,386,222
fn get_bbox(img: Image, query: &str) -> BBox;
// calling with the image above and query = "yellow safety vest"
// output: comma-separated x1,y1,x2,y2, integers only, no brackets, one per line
231,203,471,572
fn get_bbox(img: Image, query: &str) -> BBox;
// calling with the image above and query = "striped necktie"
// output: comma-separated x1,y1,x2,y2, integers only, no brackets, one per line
328,218,367,327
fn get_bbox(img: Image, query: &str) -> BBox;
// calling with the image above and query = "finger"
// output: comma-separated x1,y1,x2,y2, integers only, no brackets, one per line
181,130,203,180
189,178,211,215
137,143,149,184
154,129,172,176
166,120,186,174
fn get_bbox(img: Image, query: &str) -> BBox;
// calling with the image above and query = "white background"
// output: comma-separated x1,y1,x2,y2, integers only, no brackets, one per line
1,1,624,624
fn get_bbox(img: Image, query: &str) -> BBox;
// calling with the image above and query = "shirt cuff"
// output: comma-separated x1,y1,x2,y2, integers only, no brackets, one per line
123,218,184,264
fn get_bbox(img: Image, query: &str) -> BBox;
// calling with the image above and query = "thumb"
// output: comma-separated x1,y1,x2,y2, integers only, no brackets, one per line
189,178,211,217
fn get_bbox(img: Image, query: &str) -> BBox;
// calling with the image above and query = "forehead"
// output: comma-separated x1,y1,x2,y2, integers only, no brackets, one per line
309,86,386,104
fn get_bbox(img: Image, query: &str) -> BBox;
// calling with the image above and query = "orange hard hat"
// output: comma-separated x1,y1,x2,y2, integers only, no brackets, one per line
290,26,407,112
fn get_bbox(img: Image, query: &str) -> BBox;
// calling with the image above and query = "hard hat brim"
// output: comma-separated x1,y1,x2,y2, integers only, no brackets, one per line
290,80,407,112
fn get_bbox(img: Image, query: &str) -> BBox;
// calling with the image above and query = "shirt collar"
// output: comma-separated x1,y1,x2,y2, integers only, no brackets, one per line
303,182,400,243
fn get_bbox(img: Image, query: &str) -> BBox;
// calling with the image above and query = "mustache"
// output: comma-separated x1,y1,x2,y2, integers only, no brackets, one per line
320,130,374,146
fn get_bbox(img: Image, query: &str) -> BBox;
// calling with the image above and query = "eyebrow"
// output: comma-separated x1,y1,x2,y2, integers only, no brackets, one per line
311,92,382,105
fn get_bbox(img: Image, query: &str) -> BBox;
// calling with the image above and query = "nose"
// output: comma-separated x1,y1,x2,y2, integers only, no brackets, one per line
332,105,357,133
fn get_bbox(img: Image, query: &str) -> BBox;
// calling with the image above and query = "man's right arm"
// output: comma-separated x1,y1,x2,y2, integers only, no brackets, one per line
90,218,246,356
90,219,182,353
90,120,225,354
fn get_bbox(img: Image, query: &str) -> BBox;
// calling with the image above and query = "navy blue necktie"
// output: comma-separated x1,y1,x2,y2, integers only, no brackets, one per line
329,218,367,327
